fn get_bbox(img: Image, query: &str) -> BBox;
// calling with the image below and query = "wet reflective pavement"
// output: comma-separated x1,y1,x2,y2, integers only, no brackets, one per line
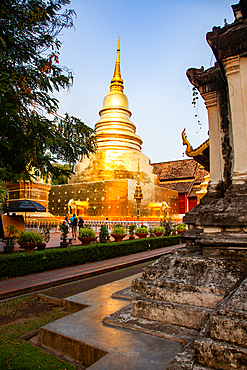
40,274,182,369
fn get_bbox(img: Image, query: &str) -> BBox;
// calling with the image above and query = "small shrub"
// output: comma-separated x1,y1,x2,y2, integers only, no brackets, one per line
59,223,69,241
176,223,187,231
100,225,108,237
112,225,126,235
153,226,165,233
128,224,136,236
4,225,19,245
18,230,43,243
40,225,51,243
99,225,109,242
79,228,96,238
136,225,148,233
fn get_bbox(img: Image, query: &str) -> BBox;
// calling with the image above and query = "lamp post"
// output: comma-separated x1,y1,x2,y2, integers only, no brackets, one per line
134,162,143,221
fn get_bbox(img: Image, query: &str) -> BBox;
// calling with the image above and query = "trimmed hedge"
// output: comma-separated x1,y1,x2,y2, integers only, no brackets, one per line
0,235,181,279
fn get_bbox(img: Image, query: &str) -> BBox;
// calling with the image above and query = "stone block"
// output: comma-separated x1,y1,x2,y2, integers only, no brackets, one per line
218,277,247,320
131,277,150,293
152,255,245,296
132,297,213,330
202,246,247,261
203,226,222,233
39,327,107,366
194,337,247,370
210,315,247,347
103,304,198,345
146,284,223,309
166,341,195,370
141,255,172,280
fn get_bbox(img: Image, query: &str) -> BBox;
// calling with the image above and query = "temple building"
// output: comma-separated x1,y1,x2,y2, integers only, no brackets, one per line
152,159,209,217
49,38,179,220
7,170,51,211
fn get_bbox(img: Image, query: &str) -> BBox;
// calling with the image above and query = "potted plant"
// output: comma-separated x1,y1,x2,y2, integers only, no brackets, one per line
78,227,96,246
160,217,175,235
176,223,187,235
152,226,165,237
111,224,126,242
128,224,136,240
135,225,148,239
99,225,109,243
18,230,43,252
149,227,155,237
37,225,51,250
3,225,19,254
60,223,69,247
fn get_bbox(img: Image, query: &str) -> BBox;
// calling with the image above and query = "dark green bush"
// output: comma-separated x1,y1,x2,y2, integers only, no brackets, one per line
0,235,181,279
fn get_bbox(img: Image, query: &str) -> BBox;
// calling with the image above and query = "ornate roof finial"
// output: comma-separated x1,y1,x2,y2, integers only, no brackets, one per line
110,35,124,93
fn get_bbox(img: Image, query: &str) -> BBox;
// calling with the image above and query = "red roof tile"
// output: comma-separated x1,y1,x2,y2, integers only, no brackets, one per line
159,181,194,193
152,159,198,181
194,167,209,184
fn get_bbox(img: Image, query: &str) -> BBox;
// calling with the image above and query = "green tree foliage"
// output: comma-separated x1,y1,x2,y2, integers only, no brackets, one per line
0,0,96,182
51,163,71,184
0,182,7,213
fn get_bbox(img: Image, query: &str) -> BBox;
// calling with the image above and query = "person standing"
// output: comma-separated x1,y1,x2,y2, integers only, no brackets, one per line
64,216,69,227
78,217,84,229
70,214,78,240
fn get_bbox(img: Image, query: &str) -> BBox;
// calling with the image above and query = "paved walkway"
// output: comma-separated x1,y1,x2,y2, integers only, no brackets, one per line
0,243,185,300
40,274,182,369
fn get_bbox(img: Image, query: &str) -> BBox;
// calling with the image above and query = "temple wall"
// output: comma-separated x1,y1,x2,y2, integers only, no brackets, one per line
49,180,179,219
7,182,51,210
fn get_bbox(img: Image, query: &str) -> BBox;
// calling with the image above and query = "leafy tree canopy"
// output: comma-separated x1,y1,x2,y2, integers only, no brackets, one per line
0,182,7,213
0,0,97,182
51,163,71,185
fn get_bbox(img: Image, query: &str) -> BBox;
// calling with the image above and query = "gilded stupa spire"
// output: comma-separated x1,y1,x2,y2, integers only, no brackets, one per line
110,35,124,92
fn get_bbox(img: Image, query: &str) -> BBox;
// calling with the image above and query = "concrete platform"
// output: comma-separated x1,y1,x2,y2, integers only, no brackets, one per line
39,274,182,369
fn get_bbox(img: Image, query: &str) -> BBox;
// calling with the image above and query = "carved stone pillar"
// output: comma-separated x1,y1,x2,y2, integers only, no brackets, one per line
201,90,224,194
224,55,247,184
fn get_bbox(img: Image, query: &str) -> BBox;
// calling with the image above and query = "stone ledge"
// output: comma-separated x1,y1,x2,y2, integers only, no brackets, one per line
210,315,247,347
146,284,224,309
199,232,247,247
194,337,247,370
132,277,152,293
103,304,198,345
112,286,144,300
132,297,213,330
151,255,246,296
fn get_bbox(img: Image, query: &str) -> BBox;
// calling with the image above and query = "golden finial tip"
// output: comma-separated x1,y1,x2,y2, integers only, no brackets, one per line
109,35,123,92
117,35,120,51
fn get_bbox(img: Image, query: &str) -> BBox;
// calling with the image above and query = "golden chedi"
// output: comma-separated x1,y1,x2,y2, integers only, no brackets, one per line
69,37,158,186
49,38,178,220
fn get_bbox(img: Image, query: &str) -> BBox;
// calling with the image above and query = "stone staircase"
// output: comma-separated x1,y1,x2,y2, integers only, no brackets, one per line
131,251,246,332
105,249,247,369
192,277,247,370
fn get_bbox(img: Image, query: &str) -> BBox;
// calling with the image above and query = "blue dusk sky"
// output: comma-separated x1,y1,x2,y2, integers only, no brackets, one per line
55,0,235,164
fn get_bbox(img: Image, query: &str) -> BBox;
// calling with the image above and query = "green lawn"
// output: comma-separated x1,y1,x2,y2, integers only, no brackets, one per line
0,295,76,370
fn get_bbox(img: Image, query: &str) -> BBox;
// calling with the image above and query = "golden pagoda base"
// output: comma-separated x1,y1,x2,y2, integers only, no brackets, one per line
49,179,179,220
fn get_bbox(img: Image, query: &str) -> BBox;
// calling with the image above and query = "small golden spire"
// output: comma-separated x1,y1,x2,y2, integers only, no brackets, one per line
110,35,124,92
